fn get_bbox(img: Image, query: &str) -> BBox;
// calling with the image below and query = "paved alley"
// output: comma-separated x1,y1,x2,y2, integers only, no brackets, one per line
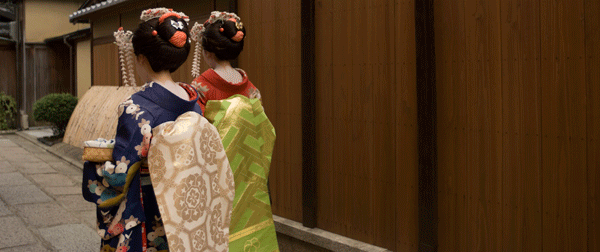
0,134,99,251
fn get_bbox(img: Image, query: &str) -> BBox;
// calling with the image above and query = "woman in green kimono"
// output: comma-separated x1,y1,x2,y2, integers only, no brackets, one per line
189,11,279,252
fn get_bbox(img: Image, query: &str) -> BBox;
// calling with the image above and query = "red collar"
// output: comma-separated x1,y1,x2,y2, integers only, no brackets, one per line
179,83,198,101
200,68,249,93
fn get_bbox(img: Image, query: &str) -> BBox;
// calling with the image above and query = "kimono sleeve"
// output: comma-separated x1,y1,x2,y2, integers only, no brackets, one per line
82,98,153,208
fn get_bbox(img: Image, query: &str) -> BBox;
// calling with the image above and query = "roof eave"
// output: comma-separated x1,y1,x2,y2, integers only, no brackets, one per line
69,0,129,24
43,28,91,44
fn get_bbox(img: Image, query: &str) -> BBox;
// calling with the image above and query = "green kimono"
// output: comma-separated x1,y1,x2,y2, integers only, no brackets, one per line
204,95,279,252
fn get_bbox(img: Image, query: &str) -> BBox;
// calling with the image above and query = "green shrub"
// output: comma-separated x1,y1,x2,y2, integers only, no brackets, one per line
0,92,17,130
33,93,78,136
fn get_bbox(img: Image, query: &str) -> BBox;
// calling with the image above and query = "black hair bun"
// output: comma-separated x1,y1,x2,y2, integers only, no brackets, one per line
202,19,246,61
157,15,190,48
222,20,243,41
132,15,191,73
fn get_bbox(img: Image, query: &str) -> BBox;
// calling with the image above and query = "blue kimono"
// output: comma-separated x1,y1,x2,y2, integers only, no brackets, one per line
82,82,202,252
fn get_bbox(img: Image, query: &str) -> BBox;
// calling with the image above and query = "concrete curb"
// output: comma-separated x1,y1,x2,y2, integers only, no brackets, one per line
16,131,84,169
274,215,392,252
0,129,18,135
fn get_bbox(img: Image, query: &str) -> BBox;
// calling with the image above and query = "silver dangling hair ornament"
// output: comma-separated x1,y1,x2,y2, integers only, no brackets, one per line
114,27,136,87
190,22,204,78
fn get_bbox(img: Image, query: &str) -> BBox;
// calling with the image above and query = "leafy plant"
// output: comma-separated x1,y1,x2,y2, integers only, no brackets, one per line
33,93,78,137
0,92,17,130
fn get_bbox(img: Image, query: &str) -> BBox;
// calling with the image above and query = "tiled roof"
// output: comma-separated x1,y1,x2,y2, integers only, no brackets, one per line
69,0,128,23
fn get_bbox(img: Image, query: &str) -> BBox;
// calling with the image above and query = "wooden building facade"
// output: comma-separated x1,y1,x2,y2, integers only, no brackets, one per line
0,0,89,127
69,0,600,251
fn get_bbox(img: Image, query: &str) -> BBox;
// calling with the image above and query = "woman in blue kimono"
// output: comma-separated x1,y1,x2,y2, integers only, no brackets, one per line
82,8,201,252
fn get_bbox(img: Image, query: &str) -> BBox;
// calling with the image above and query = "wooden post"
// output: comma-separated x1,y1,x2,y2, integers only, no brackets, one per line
301,0,317,228
415,0,437,251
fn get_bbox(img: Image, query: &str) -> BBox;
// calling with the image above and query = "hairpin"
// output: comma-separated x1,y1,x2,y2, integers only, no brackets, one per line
114,27,136,87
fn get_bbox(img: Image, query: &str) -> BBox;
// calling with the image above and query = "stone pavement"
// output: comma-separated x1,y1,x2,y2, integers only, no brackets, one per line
0,133,99,251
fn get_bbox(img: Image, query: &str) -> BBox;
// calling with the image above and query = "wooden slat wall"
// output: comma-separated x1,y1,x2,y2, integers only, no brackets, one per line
0,45,19,129
93,14,120,39
501,0,542,251
238,0,304,223
435,0,467,250
92,43,119,86
436,0,599,251
0,46,18,104
24,44,72,126
331,0,353,241
541,0,587,251
465,0,502,251
395,0,418,251
312,0,417,250
240,0,417,250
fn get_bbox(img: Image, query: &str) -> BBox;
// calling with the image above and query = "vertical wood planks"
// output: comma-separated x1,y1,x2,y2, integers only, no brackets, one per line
350,0,369,243
369,0,396,248
435,0,469,250
586,0,600,251
25,46,35,124
0,47,18,111
349,0,363,240
396,0,418,251
463,0,503,250
92,43,119,86
312,0,413,249
434,0,463,250
280,0,303,223
238,0,304,223
331,0,352,237
22,45,72,126
541,0,588,251
452,1,468,249
500,0,542,251
435,0,598,250
242,0,600,250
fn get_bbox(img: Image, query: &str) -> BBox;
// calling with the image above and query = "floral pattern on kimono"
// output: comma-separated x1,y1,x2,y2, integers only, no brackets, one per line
82,82,202,252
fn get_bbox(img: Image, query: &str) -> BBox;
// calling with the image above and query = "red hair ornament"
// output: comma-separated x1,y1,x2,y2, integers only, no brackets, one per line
169,31,187,48
231,31,244,42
